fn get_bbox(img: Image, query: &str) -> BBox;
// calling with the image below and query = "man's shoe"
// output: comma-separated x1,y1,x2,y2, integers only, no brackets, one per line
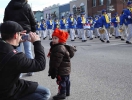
121,38,125,41
126,41,132,44
100,39,105,42
84,40,87,42
118,36,121,38
90,38,93,40
106,41,110,43
53,93,66,100
71,40,74,41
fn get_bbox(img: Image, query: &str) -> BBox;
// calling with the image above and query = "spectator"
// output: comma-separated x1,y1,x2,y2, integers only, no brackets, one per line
0,21,50,100
3,0,36,76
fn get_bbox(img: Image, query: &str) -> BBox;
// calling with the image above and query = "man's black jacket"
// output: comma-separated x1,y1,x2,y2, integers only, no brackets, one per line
3,0,36,33
0,40,46,100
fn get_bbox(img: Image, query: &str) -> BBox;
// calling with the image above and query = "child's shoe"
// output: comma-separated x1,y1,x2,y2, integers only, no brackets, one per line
53,93,66,100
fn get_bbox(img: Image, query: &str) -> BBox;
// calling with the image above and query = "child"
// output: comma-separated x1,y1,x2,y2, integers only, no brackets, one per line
48,28,76,100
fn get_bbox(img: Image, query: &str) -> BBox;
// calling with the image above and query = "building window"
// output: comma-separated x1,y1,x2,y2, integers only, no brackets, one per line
93,0,96,7
80,5,85,13
99,0,104,5
41,16,43,20
73,7,77,15
80,3,85,13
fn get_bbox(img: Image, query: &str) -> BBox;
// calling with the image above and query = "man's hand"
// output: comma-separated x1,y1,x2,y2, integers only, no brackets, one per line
29,32,40,43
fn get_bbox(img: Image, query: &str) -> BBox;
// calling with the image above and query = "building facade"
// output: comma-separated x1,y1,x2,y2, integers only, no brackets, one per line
43,4,59,20
33,11,43,22
87,0,132,17
70,0,88,18
59,3,70,19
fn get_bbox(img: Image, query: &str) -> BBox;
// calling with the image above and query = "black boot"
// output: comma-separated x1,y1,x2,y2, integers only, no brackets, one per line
126,41,132,44
53,93,66,100
66,93,70,96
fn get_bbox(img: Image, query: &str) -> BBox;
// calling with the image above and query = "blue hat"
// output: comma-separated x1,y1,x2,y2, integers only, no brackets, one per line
115,13,118,16
95,15,98,18
127,1,132,5
88,16,92,19
102,9,107,14
81,13,85,15
61,16,64,19
69,14,73,17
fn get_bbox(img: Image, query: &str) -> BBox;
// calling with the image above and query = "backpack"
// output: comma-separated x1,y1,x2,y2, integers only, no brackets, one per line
64,45,77,58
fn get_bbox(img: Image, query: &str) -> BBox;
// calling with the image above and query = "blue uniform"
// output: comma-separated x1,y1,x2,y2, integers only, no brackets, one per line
46,20,53,29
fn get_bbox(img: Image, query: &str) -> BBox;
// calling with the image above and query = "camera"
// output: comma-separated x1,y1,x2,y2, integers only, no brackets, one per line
22,34,30,40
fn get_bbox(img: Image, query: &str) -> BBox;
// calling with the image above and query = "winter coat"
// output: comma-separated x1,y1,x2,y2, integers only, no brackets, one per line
0,40,46,100
48,43,76,79
3,0,36,33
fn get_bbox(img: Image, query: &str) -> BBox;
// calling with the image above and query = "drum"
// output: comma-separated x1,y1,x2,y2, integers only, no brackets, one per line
83,24,90,30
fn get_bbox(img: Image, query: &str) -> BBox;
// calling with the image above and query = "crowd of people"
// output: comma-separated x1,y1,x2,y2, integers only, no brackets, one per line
36,1,132,44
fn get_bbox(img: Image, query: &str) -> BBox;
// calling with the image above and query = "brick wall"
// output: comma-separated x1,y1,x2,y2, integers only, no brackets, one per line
87,0,127,17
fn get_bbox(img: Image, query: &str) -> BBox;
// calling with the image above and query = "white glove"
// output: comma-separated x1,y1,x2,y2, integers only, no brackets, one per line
128,16,131,19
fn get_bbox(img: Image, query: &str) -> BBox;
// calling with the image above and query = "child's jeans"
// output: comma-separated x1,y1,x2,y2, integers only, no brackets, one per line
56,75,70,95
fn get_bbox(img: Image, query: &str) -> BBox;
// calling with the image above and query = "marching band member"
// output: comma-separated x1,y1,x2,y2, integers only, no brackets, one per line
120,10,128,41
88,17,94,40
99,9,110,43
111,13,121,39
68,14,76,41
77,13,87,42
46,17,53,40
53,18,60,30
123,1,132,44
94,15,100,38
60,16,67,31
36,21,41,38
40,19,47,40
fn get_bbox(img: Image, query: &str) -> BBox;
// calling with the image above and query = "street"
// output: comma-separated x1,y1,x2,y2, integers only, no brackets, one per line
22,37,132,100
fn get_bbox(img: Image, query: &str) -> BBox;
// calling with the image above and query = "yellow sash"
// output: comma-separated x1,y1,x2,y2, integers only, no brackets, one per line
63,19,66,24
81,17,86,24
50,20,52,25
116,16,120,23
90,20,93,24
127,7,132,12
71,18,74,22
37,23,40,28
103,14,110,23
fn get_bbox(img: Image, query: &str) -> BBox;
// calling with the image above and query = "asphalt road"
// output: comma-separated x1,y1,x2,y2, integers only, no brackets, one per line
22,37,132,100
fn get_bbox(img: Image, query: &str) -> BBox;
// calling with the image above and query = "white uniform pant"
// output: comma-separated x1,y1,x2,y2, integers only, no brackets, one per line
87,30,90,38
94,28,100,37
41,30,47,38
120,25,128,39
70,29,76,40
127,24,132,42
78,29,86,40
47,29,53,39
36,30,41,37
107,28,112,37
100,28,109,41
115,27,121,37
77,29,82,38
88,30,93,39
